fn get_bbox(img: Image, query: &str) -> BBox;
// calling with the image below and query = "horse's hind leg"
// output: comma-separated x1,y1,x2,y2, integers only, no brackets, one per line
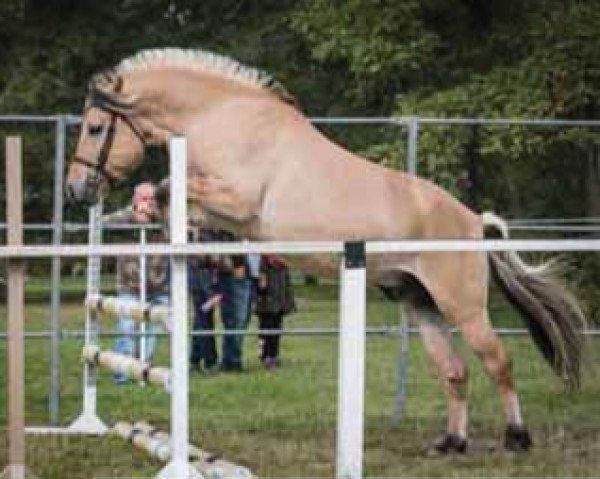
456,310,532,451
407,303,470,454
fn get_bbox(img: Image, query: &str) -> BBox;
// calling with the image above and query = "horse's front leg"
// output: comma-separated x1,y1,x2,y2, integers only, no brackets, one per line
156,176,229,230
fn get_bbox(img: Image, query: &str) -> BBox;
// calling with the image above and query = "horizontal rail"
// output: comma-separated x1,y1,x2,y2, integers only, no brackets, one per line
0,114,80,124
5,328,600,339
309,117,600,127
0,327,414,339
0,241,340,257
507,225,600,232
0,222,164,232
312,117,400,125
0,115,63,123
2,114,600,128
2,221,599,235
1,239,600,258
508,217,600,225
416,117,600,127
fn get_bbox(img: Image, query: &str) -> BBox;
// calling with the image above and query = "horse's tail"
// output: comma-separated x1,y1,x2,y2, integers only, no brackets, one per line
482,212,587,390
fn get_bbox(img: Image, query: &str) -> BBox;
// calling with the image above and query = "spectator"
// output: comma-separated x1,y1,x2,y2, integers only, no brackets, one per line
189,229,222,375
215,231,252,372
255,254,296,369
103,182,169,384
188,230,252,373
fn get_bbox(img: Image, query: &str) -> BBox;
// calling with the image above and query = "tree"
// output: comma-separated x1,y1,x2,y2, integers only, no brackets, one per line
0,1,308,221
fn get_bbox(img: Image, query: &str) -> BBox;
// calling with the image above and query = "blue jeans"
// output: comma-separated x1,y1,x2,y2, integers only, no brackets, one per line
220,274,251,369
189,264,218,368
113,291,168,383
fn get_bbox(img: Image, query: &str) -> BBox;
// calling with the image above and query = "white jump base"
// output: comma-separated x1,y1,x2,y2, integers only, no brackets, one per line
24,426,104,435
113,420,254,479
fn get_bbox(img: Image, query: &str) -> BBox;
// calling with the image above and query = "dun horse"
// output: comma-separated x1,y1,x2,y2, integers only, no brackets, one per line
66,48,587,454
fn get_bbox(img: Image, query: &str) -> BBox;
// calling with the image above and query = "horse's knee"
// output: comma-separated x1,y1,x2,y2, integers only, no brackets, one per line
483,349,515,390
444,357,469,398
448,357,468,382
462,323,515,390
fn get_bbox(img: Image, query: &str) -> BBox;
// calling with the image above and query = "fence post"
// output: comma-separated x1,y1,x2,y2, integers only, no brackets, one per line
336,241,366,479
158,136,200,479
406,116,419,175
3,136,26,479
392,117,419,423
49,114,66,426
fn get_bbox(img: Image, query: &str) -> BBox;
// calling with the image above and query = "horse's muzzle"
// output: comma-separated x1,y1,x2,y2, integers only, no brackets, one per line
64,177,101,207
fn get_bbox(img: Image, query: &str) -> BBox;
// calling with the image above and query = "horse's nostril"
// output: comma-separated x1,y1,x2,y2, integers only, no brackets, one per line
64,183,74,203
65,183,81,205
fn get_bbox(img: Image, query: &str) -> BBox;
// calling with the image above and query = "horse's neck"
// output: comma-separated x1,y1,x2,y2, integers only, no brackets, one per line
188,93,298,164
134,69,274,145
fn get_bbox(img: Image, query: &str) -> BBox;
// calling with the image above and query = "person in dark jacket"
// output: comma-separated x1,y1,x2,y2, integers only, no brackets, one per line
188,229,222,374
255,254,296,369
188,229,252,373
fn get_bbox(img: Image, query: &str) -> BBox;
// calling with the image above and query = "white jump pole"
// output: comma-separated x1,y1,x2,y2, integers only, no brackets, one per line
158,136,200,479
85,294,170,323
139,226,148,364
336,242,366,479
67,201,108,434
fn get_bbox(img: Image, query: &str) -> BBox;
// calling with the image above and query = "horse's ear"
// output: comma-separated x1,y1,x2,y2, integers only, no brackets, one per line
86,71,138,114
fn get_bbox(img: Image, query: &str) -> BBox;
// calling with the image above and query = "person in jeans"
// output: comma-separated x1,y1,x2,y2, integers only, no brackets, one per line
103,182,169,384
219,267,251,371
188,229,252,373
189,229,222,374
214,231,252,372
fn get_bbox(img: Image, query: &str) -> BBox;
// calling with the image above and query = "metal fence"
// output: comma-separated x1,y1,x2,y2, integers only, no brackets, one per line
2,113,600,428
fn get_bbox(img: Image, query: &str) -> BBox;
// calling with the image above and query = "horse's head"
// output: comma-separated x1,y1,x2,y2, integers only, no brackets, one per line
66,71,147,206
66,48,300,207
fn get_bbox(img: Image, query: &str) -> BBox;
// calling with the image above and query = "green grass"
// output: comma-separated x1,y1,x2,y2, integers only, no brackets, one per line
0,281,599,478
19,274,117,303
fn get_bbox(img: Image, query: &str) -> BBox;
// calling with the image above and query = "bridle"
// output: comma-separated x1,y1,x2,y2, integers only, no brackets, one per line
71,95,147,191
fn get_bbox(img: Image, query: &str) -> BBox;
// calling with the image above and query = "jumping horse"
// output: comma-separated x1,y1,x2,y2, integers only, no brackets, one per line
66,48,587,454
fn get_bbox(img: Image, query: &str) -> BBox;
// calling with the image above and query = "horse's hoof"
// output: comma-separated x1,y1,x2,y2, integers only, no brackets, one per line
504,424,532,452
423,433,468,456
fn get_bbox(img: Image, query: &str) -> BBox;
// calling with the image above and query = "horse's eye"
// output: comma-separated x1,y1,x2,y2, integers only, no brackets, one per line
87,124,104,136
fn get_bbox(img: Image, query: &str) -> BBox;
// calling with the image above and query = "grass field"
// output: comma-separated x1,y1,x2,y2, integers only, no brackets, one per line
0,278,599,478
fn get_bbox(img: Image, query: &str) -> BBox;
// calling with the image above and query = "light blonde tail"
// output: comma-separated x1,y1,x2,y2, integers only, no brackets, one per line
483,212,588,389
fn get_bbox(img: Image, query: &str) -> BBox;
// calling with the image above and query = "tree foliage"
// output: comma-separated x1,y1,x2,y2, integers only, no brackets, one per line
0,0,598,219
1,0,599,313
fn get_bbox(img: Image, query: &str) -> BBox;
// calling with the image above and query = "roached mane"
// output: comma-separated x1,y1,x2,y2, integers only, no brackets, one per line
115,47,298,107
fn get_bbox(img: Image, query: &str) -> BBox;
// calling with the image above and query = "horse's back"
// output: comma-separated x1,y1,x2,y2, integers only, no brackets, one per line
258,118,482,243
384,167,483,241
